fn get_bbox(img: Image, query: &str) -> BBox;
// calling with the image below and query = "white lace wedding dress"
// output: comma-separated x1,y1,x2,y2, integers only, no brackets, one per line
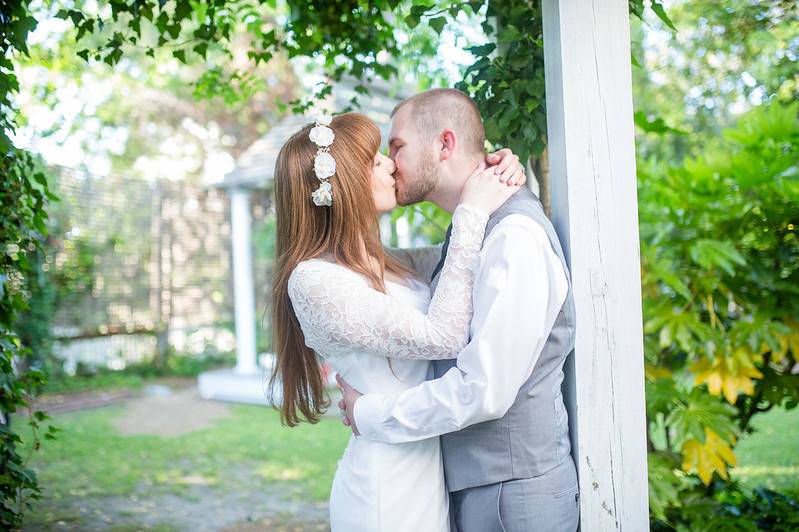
287,204,488,532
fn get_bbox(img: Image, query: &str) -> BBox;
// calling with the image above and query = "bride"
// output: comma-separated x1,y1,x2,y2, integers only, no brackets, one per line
269,112,523,531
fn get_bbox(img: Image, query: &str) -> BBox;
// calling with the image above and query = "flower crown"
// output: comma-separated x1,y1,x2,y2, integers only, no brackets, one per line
309,114,335,207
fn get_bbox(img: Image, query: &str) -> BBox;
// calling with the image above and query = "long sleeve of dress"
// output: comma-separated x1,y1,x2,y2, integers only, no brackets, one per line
287,204,488,360
353,217,570,443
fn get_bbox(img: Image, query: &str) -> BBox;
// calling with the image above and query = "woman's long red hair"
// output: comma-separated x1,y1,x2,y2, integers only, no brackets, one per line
269,112,411,426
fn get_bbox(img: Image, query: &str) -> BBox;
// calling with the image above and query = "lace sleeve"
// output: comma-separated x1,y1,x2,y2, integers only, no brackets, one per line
287,204,488,360
386,244,443,282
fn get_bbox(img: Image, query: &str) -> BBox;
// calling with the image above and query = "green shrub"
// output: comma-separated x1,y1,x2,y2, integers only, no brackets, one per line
640,101,799,526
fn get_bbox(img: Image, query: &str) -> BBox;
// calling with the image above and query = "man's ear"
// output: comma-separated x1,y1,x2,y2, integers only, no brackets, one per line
439,129,456,161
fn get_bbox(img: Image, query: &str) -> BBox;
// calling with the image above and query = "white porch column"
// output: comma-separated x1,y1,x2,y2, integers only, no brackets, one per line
229,187,257,375
542,0,649,529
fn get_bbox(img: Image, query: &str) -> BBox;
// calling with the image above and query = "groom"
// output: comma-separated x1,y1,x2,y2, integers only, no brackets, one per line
338,88,579,531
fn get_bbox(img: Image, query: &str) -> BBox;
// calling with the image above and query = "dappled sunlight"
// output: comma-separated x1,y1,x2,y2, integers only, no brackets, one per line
3,0,797,530
24,382,348,529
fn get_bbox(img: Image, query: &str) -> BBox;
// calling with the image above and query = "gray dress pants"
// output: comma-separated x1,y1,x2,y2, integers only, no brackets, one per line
449,458,579,532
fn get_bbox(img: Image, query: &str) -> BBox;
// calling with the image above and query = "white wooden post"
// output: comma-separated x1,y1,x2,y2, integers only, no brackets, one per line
229,187,257,375
542,0,649,529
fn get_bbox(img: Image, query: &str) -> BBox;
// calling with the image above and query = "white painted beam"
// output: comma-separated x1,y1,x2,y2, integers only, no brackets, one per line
542,0,649,529
229,188,258,375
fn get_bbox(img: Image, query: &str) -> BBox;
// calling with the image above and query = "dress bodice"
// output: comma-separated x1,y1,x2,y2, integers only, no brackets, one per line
309,266,434,395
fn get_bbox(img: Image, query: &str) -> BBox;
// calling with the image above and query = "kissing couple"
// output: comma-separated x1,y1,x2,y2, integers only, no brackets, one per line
270,88,579,531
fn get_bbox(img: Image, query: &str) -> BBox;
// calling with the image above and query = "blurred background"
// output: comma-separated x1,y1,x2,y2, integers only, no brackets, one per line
2,0,797,530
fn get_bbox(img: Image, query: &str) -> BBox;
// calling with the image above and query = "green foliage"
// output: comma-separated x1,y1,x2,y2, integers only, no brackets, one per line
454,0,546,166
5,0,797,528
640,100,799,527
49,0,669,169
13,245,58,376
56,0,405,111
0,151,61,529
389,202,452,245
652,484,799,532
42,349,236,395
715,486,799,532
631,0,798,163
1,3,63,524
388,0,677,245
42,371,146,396
124,349,237,378
448,0,672,168
0,0,36,152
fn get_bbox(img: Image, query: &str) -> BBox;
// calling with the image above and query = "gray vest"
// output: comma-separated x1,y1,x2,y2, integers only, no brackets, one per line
430,187,576,492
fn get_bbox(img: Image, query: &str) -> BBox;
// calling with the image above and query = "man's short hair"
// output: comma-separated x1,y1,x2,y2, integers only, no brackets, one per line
392,88,486,155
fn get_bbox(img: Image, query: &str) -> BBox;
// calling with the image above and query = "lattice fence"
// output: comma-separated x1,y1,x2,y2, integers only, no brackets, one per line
45,166,273,372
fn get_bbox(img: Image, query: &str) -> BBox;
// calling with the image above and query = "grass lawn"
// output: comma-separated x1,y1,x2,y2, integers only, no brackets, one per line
42,371,147,395
17,380,798,529
22,398,350,529
732,404,799,491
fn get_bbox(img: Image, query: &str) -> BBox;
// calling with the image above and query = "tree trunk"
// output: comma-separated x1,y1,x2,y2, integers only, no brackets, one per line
531,148,551,218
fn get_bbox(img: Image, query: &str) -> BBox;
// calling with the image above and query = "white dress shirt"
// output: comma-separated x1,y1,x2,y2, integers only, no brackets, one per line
353,213,570,443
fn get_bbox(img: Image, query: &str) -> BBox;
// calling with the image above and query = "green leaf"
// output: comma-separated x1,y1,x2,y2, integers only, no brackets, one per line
64,9,85,27
172,49,187,64
193,43,208,59
650,1,677,32
497,24,522,43
405,13,421,29
634,111,686,135
646,377,679,418
466,43,496,57
689,240,746,276
647,451,683,521
628,0,645,19
405,3,432,29
174,0,192,21
155,11,169,34
13,15,38,43
665,389,738,448
103,47,122,66
167,23,181,39
428,16,447,34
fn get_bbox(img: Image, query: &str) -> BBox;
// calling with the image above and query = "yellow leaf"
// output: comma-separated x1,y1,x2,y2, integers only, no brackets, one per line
790,332,799,358
773,322,799,363
645,363,672,381
681,428,737,485
770,337,787,363
691,348,764,404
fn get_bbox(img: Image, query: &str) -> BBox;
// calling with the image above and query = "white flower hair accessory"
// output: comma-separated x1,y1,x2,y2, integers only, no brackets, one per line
309,114,336,207
311,181,332,207
314,151,336,179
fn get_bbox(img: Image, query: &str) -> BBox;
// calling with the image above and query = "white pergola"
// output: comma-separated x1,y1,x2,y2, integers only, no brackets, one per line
544,0,649,528
202,0,649,526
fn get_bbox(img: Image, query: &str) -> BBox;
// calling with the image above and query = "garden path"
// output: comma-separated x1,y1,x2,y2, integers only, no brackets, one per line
25,379,332,531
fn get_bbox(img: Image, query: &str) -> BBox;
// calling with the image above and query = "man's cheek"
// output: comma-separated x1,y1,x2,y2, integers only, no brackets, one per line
395,155,406,174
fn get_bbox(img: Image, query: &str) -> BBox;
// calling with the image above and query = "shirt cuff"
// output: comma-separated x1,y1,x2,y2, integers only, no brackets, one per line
353,392,387,441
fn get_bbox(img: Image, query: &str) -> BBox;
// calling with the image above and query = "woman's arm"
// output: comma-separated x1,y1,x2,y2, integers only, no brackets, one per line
288,204,487,360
